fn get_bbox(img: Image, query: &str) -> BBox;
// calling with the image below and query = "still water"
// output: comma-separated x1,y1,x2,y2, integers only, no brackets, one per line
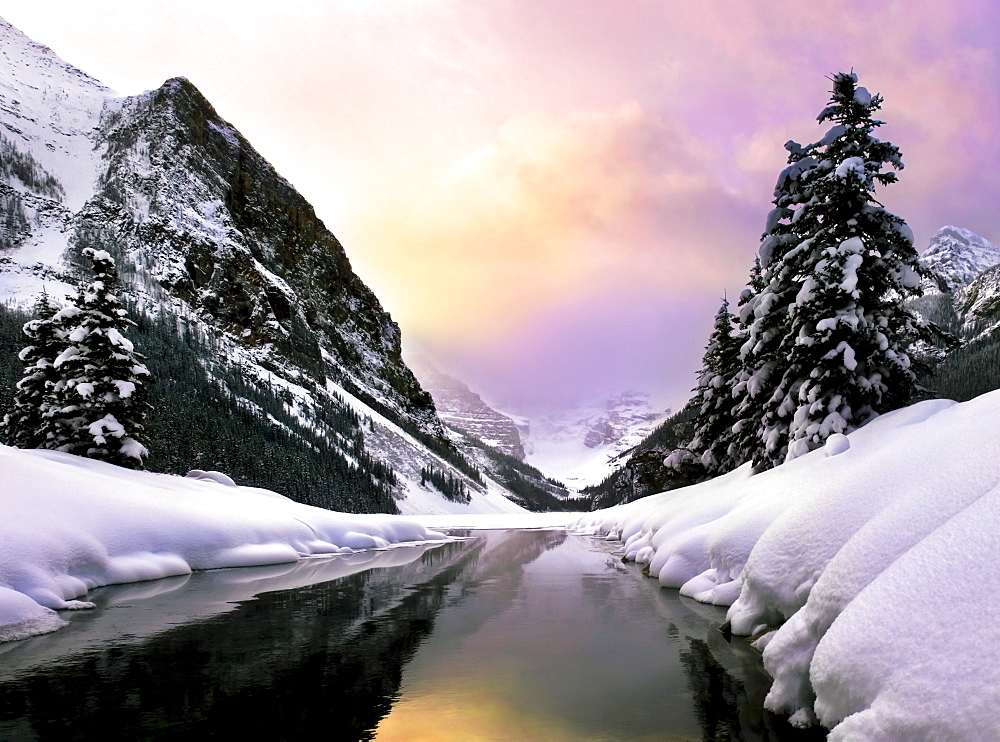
0,530,825,741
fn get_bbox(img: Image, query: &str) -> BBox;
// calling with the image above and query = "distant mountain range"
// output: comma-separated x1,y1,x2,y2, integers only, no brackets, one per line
407,356,526,460
920,225,1000,296
516,392,670,490
407,355,670,493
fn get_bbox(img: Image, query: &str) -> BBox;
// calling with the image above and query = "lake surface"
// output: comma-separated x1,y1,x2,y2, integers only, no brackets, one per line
0,530,825,740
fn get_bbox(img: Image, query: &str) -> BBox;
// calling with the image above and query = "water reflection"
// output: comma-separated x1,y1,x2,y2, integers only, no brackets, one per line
0,531,824,741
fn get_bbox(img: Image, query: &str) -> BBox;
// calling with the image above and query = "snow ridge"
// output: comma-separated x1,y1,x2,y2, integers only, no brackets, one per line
0,16,112,210
0,444,447,642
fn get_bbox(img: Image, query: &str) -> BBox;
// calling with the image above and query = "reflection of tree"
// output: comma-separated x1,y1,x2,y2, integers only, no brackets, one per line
0,539,484,740
678,636,828,741
679,636,748,740
618,558,828,742
0,531,572,741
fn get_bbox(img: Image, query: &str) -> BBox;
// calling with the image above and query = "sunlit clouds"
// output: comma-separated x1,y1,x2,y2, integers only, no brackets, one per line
352,103,753,345
4,0,1000,410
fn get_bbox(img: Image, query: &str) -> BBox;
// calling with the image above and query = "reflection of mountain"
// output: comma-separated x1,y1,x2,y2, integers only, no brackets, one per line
0,540,474,739
0,532,819,740
0,531,568,740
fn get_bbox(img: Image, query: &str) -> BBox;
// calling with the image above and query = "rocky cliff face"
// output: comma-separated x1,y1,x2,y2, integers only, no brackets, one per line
87,75,441,436
957,264,1000,327
0,17,524,514
409,357,525,459
914,225,1000,336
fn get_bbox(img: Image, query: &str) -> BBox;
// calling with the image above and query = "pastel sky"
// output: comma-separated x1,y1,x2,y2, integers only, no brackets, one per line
6,1,1000,413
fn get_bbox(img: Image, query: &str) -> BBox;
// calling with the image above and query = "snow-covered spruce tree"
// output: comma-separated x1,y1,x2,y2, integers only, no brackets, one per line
734,139,819,468
678,298,742,475
46,248,151,466
727,257,768,467
745,72,929,468
2,291,66,448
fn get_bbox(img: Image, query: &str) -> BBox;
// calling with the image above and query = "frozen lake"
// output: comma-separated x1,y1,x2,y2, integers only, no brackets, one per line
0,530,825,740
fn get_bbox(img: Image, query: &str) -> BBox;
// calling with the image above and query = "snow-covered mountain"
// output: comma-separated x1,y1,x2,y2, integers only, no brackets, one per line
519,391,670,490
408,356,525,459
914,225,1000,337
0,17,524,515
919,225,1000,295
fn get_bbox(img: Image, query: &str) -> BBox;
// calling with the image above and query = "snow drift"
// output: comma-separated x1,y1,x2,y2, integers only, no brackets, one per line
576,391,1000,740
0,445,444,642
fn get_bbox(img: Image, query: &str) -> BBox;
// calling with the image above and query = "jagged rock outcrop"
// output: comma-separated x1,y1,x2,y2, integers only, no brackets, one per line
957,263,1000,326
85,75,441,435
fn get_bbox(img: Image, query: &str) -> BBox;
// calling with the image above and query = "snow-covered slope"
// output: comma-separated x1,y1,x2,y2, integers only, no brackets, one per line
0,17,109,210
920,225,1000,295
576,390,1000,740
0,17,524,514
520,392,669,489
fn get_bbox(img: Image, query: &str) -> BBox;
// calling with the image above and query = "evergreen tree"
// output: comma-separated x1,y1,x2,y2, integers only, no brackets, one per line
742,72,929,468
684,298,742,474
728,257,767,467
735,137,822,468
46,248,152,466
2,291,65,447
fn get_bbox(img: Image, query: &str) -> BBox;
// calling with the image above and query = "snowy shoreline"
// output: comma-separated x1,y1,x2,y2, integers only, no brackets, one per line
0,446,448,642
576,390,1000,740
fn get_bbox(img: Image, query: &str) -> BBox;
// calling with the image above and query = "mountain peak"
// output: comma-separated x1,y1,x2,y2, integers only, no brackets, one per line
0,14,111,97
0,17,524,515
920,225,1000,294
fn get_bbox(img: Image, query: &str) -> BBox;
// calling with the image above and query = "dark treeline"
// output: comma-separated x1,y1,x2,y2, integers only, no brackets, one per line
419,465,470,503
922,323,1000,403
0,301,399,513
582,406,700,511
0,134,65,200
0,304,26,421
489,452,582,512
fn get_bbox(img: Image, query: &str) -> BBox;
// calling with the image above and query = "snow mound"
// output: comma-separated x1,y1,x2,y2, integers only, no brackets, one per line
185,469,237,487
575,391,1000,739
0,445,446,642
0,586,65,642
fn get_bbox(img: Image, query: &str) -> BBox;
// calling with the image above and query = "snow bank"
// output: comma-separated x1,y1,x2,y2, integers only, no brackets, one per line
0,445,445,642
575,391,1000,739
